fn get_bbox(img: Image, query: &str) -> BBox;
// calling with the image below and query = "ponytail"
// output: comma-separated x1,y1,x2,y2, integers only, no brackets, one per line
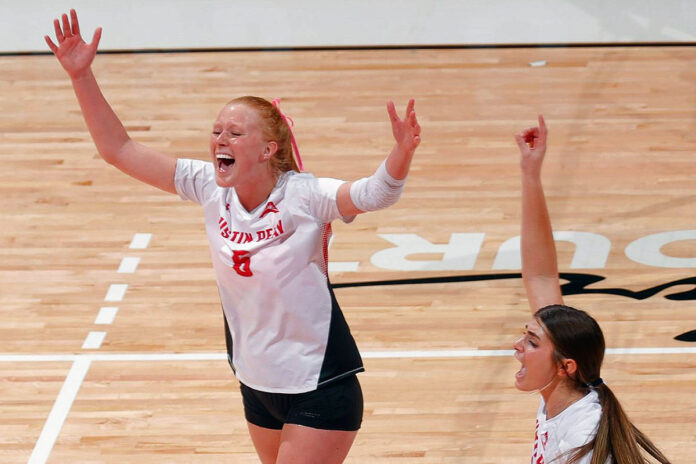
566,384,670,464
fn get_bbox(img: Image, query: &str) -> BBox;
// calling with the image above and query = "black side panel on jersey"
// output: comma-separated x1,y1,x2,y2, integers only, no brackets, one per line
317,282,365,387
223,309,235,373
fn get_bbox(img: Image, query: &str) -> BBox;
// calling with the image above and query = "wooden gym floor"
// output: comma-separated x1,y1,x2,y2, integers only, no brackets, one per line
1,45,695,463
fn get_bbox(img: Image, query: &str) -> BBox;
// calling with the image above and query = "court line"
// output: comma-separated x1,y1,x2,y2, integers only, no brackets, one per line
95,307,119,325
129,233,152,249
117,257,140,274
11,346,695,464
26,357,91,464
2,347,696,363
104,284,128,302
81,332,107,350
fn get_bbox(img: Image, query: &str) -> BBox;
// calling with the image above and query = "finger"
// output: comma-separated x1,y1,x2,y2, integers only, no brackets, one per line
515,134,528,152
53,19,64,42
538,114,547,135
386,101,398,122
62,13,72,38
408,109,420,133
519,127,536,140
524,130,539,144
70,9,80,36
44,35,58,54
90,27,102,50
405,99,415,118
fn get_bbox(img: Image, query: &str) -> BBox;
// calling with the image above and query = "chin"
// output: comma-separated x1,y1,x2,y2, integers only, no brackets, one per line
514,380,527,391
215,174,235,188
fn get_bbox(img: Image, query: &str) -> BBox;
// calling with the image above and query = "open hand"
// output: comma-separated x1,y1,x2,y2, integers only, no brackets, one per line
387,99,421,154
45,9,102,80
515,115,548,176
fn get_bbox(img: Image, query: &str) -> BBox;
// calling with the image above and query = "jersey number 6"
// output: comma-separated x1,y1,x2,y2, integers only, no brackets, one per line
232,250,253,277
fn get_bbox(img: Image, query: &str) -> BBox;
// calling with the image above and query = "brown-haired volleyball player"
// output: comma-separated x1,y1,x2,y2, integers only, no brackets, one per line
513,115,671,464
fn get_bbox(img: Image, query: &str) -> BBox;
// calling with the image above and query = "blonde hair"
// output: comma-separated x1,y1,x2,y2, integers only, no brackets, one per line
227,96,300,175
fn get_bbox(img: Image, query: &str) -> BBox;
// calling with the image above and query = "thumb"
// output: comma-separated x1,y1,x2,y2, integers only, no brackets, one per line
89,27,102,51
515,134,527,152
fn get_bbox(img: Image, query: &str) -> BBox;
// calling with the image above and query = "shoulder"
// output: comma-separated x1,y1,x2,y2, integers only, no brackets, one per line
177,158,214,172
284,171,345,197
556,392,602,448
174,158,219,204
175,158,216,184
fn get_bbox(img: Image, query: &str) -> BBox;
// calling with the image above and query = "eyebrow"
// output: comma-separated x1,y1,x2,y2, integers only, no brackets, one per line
212,122,243,130
524,325,541,339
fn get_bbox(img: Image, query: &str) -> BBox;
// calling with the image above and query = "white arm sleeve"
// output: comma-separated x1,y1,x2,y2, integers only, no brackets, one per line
349,161,406,212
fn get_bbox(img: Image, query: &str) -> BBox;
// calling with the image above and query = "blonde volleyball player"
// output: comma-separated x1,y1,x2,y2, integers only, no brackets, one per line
46,10,420,464
514,116,670,464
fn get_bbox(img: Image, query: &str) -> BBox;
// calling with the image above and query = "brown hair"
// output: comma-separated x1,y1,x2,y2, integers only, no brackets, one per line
536,305,671,464
227,96,300,175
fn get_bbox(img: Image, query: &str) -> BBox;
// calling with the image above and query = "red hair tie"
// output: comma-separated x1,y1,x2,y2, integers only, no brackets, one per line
272,98,303,171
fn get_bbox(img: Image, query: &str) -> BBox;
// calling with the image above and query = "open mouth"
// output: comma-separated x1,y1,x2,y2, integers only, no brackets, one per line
515,365,527,380
216,154,235,172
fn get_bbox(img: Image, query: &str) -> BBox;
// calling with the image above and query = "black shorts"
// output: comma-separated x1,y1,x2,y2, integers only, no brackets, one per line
240,374,363,431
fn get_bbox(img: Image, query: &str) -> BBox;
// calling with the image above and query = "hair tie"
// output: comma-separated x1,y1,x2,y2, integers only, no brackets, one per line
586,378,604,388
271,98,303,171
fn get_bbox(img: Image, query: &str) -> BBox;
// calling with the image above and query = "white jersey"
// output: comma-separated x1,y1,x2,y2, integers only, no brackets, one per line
174,158,363,394
531,390,607,464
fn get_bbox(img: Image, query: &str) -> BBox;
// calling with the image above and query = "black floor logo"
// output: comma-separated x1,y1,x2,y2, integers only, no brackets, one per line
332,272,696,342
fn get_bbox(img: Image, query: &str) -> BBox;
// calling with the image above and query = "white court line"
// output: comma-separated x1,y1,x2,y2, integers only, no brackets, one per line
2,347,696,364
129,233,152,249
327,236,359,272
117,257,140,274
16,346,695,464
328,261,360,272
27,357,91,464
95,307,119,325
81,332,106,350
104,284,128,302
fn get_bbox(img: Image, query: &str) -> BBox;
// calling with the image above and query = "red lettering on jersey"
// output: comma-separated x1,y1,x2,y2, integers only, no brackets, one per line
243,233,253,244
230,231,239,243
257,230,267,241
275,219,283,235
219,217,231,239
232,250,253,277
225,203,231,211
260,201,279,218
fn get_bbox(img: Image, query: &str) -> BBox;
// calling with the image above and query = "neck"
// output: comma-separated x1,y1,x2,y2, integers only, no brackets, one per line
541,379,585,419
235,169,278,212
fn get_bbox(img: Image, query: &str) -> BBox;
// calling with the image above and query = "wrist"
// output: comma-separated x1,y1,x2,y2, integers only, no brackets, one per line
71,68,94,83
521,169,542,183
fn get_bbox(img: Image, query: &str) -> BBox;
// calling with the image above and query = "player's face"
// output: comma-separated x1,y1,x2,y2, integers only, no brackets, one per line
512,319,558,392
210,103,271,188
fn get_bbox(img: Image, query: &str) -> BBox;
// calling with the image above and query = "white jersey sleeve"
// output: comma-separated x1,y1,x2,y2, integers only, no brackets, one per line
174,158,218,205
288,174,349,224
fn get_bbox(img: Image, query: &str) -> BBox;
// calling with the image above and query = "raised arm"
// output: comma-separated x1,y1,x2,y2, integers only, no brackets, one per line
45,9,177,194
515,115,563,312
335,99,421,217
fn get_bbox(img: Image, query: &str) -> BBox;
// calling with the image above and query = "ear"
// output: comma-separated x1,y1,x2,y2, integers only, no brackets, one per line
261,141,279,161
557,358,578,378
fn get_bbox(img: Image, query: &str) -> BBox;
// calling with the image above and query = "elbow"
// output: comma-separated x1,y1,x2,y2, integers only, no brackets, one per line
99,138,133,166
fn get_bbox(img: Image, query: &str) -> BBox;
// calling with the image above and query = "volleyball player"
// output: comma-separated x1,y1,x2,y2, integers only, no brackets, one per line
514,115,671,464
46,10,420,463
